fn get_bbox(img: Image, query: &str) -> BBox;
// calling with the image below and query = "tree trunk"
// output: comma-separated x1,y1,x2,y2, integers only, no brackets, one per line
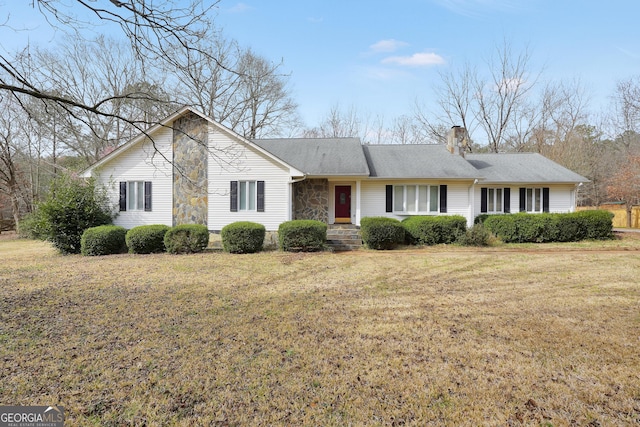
627,203,633,228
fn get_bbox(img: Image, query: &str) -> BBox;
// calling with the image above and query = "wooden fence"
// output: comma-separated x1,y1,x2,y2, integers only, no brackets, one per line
577,205,640,229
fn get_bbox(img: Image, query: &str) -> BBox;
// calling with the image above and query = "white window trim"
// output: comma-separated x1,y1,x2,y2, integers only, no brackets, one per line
239,180,257,211
486,187,504,214
525,187,543,213
127,181,145,211
393,184,439,214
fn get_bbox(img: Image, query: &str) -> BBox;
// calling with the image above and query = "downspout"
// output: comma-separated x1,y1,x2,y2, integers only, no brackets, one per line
287,174,307,221
573,182,583,213
469,179,479,227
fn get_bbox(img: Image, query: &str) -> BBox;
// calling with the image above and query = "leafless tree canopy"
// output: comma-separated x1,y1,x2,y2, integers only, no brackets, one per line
1,1,217,123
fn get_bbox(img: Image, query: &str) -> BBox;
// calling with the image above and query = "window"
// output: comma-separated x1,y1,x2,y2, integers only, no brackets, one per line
239,181,256,211
119,181,151,212
392,185,439,213
481,187,510,213
230,180,265,212
519,187,549,213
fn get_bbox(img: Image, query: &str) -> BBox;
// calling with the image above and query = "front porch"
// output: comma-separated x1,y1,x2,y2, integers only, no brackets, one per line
293,179,360,225
326,223,362,251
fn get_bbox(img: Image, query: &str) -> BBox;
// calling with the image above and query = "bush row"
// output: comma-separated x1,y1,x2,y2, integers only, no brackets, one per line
360,210,613,249
480,210,613,243
80,223,209,256
360,215,480,249
78,210,614,255
402,215,467,245
79,219,330,256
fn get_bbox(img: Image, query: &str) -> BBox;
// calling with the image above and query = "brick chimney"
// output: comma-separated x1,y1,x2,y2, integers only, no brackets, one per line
446,126,469,157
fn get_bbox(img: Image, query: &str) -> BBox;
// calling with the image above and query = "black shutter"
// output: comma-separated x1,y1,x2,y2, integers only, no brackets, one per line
119,182,127,212
257,181,265,212
504,188,511,213
543,187,550,213
230,181,238,212
385,185,393,212
144,181,152,212
519,188,526,212
439,185,447,213
480,188,488,213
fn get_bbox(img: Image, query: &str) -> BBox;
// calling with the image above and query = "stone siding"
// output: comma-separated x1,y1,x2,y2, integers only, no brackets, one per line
293,179,329,223
173,112,208,226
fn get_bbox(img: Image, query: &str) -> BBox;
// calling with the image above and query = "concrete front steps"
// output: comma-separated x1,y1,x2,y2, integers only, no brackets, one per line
326,224,362,251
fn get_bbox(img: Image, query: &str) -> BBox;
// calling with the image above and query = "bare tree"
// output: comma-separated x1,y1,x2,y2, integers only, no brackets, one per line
607,155,640,227
417,40,538,152
610,76,640,155
415,63,477,145
1,1,219,136
304,104,363,139
226,49,301,139
0,98,32,228
474,41,537,152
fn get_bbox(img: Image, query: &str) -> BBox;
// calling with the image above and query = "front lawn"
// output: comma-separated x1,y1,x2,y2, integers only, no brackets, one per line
1,234,639,425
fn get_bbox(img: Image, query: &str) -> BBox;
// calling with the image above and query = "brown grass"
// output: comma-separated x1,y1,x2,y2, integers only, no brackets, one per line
1,232,639,426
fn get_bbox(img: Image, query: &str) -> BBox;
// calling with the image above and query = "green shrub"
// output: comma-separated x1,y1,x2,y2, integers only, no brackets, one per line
483,211,614,243
18,210,50,240
81,225,127,256
164,224,210,254
221,221,266,254
402,215,467,245
360,217,405,250
126,224,170,254
474,214,490,225
278,220,327,252
483,214,518,242
456,223,497,246
37,175,114,254
577,210,614,240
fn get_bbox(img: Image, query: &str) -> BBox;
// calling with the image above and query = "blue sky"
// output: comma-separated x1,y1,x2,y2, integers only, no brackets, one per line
2,0,639,129
215,0,640,126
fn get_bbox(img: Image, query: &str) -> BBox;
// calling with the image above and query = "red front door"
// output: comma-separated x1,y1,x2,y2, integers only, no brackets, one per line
335,186,351,222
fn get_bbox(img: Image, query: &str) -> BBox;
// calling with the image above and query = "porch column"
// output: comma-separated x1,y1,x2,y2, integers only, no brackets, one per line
355,180,362,226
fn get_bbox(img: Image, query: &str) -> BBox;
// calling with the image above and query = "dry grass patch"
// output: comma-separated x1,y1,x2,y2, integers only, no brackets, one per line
1,232,639,426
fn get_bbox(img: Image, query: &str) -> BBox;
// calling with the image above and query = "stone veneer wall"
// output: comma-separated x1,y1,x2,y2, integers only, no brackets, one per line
173,112,208,226
293,179,329,223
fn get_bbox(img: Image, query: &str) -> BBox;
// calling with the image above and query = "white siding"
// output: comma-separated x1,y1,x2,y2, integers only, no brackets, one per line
360,180,474,226
472,184,579,219
207,128,292,231
93,127,174,229
549,185,577,213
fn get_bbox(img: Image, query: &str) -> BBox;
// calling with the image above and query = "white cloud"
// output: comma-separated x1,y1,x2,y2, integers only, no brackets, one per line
228,3,253,13
382,51,445,67
495,77,526,93
369,39,409,53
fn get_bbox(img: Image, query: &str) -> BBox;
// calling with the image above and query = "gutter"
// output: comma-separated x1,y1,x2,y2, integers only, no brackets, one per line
289,174,307,184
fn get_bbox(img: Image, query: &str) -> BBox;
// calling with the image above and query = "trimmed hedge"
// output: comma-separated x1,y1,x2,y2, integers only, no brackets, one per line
81,225,127,256
164,224,210,254
360,217,405,250
221,221,266,254
482,210,613,243
278,220,327,252
402,215,467,245
126,224,170,254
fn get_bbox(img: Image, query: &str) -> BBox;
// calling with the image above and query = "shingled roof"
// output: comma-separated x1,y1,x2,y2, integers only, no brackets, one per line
254,137,587,184
253,138,370,176
363,144,481,179
466,153,588,184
